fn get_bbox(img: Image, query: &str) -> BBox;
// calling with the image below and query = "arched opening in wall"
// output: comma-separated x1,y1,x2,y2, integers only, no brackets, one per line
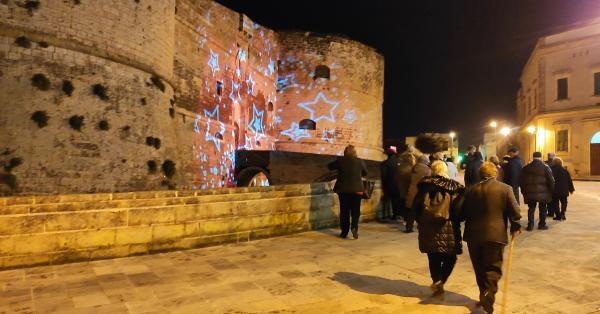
591,131,600,175
236,167,270,187
267,102,274,112
216,81,223,95
299,119,316,130
314,65,330,80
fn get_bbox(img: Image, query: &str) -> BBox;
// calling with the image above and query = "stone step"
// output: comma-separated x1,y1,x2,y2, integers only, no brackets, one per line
0,187,333,215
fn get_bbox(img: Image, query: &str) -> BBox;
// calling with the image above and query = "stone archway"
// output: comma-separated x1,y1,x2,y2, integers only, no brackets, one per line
591,132,600,175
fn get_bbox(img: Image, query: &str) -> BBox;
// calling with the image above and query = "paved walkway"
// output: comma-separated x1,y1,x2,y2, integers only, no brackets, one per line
1,182,600,314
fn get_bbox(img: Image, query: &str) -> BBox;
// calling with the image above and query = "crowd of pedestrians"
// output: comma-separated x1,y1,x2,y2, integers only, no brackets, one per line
331,144,575,314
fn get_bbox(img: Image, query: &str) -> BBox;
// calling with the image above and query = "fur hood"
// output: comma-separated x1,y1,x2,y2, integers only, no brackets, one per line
417,175,463,194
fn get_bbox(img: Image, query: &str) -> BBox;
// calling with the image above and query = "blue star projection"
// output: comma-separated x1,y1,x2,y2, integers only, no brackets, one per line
343,109,357,124
298,92,339,123
239,49,247,62
229,80,241,105
268,58,275,75
207,49,220,76
281,122,311,142
248,103,265,139
203,105,225,151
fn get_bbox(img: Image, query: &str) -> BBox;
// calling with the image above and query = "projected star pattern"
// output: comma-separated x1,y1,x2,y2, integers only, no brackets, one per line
188,9,363,190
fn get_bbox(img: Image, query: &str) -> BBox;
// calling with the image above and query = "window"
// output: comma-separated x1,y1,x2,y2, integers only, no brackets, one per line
534,88,537,109
557,78,568,100
556,130,569,152
528,96,531,115
299,119,316,130
216,81,223,95
594,72,600,95
313,65,330,80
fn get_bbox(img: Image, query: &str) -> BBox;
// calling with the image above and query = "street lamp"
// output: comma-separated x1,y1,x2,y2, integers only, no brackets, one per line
527,125,536,134
500,127,511,136
449,132,456,158
490,121,498,128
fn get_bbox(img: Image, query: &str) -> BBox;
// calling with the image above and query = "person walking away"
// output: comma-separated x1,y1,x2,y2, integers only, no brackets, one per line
545,152,556,167
381,147,400,221
519,152,555,231
446,156,459,180
459,162,522,314
328,145,368,239
396,153,416,224
461,145,476,171
405,155,432,233
549,157,574,221
504,147,523,204
489,156,504,182
464,151,484,187
412,160,464,296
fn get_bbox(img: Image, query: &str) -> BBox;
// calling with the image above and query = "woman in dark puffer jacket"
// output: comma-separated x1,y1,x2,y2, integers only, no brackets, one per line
412,160,465,296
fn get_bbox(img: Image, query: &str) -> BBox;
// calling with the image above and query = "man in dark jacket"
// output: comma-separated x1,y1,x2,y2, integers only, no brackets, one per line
549,157,575,220
503,147,523,204
459,162,521,314
519,151,555,231
464,151,484,187
381,148,400,220
328,145,368,239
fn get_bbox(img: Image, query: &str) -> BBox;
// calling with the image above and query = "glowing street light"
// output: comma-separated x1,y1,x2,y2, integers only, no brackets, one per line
449,132,456,138
449,132,456,158
500,127,511,136
490,121,498,128
527,125,536,134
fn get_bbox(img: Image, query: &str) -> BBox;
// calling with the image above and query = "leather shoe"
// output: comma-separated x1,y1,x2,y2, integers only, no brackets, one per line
340,232,348,239
538,224,549,230
351,227,358,239
525,225,533,231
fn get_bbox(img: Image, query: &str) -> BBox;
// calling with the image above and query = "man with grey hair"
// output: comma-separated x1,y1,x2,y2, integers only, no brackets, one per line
459,161,521,314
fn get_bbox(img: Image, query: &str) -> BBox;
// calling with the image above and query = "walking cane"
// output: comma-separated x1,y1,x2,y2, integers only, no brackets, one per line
500,235,516,314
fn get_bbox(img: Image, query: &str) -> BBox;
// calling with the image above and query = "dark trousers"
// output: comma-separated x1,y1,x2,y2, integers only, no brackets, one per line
404,204,415,230
390,194,402,219
549,196,568,217
338,193,361,236
468,242,504,313
427,253,457,283
527,201,547,226
512,186,520,205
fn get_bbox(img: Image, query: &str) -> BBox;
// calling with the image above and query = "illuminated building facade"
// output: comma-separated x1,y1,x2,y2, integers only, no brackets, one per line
517,18,600,178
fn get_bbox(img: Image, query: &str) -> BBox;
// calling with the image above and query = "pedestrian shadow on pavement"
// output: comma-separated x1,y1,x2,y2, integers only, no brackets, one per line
332,272,477,311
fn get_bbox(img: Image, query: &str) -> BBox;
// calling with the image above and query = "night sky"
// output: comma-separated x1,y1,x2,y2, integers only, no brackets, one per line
217,0,600,150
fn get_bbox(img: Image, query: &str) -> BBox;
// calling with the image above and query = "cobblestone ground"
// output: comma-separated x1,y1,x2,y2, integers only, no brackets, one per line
1,182,600,314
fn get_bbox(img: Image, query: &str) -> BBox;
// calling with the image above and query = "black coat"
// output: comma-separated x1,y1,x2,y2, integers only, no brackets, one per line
503,156,523,188
458,178,522,245
551,165,575,197
519,159,555,203
328,156,368,193
464,153,483,186
412,176,464,254
381,154,399,195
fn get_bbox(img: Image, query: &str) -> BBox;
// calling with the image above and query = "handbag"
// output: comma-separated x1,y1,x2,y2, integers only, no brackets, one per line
361,179,375,200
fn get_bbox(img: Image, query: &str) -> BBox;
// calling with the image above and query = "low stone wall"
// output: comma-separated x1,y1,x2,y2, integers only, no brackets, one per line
0,183,382,269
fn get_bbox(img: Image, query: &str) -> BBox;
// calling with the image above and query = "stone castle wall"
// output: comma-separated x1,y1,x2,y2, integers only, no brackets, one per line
0,0,384,195
0,183,382,269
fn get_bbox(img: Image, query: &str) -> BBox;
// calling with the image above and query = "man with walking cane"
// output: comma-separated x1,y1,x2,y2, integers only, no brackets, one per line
458,162,522,314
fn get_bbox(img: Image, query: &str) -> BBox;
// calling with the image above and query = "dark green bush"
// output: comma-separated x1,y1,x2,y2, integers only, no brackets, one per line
68,115,85,131
31,111,49,128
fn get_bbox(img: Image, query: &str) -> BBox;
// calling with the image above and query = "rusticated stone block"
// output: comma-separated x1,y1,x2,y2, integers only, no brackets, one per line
128,207,176,226
152,224,185,242
51,250,91,265
0,216,45,236
44,211,127,232
180,233,240,249
1,253,51,269
12,234,59,254
115,227,152,245
0,237,15,256
197,219,233,236
90,245,130,260
75,229,116,249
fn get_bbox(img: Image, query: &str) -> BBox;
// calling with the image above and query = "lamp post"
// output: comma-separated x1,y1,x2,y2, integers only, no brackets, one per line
449,132,456,158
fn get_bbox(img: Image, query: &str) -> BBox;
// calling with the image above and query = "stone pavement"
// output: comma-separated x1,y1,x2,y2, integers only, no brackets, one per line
1,182,600,314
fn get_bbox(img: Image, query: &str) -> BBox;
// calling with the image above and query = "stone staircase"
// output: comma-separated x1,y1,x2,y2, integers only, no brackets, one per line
0,183,381,269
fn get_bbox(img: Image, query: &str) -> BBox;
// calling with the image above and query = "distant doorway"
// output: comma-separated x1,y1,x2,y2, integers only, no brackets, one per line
591,132,600,175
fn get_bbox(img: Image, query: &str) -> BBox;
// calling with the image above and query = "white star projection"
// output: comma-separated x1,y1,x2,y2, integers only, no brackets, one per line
321,128,336,143
248,104,265,140
239,49,247,62
207,49,220,76
298,92,339,123
280,122,311,142
246,73,256,95
343,109,357,124
203,105,225,151
268,58,275,75
229,80,241,105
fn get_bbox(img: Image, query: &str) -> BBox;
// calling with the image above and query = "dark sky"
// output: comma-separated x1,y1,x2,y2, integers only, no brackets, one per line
217,0,600,150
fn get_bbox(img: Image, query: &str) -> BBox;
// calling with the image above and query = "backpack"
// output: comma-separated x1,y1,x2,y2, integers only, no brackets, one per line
423,191,451,221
